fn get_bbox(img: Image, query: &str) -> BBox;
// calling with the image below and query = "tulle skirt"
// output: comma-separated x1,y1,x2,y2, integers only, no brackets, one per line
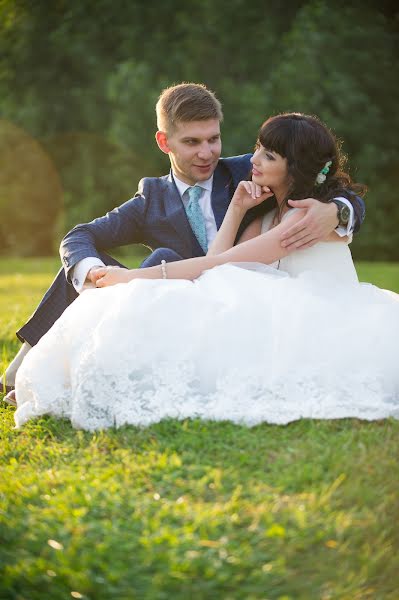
15,264,399,430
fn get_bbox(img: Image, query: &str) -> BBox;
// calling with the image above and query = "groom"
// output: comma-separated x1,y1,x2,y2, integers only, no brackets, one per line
2,83,365,403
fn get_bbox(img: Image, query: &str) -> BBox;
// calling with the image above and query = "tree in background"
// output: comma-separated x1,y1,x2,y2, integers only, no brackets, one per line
0,120,62,255
261,1,399,260
0,0,397,258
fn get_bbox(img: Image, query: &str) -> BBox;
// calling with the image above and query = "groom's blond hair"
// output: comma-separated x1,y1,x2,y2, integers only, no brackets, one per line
156,83,223,134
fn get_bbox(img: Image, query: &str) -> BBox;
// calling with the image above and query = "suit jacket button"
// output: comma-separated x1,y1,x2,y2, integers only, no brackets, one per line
73,278,79,286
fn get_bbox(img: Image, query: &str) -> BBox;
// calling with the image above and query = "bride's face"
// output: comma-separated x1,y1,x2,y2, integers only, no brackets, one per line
251,143,290,200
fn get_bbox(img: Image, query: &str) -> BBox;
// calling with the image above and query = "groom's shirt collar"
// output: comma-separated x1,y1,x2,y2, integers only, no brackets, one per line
172,172,213,200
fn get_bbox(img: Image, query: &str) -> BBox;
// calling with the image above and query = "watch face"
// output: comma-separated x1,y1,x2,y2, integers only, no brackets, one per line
341,205,350,224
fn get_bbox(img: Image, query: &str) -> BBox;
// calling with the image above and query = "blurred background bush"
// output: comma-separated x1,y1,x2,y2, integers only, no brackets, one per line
0,0,398,259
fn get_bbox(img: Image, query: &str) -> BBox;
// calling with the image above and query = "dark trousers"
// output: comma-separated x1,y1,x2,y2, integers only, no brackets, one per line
17,248,184,347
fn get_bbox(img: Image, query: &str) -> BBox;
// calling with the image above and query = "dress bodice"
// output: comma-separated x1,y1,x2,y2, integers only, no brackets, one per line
261,209,359,284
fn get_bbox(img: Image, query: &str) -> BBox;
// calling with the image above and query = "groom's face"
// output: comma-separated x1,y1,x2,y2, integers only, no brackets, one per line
156,119,222,185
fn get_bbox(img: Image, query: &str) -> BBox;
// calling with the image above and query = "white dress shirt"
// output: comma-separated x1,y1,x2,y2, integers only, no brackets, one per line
72,256,106,293
71,179,354,293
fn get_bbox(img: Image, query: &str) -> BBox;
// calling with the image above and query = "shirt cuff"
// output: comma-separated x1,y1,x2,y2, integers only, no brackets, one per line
72,257,106,293
333,196,354,238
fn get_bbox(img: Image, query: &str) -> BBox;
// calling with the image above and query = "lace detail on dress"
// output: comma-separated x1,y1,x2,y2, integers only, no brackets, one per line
14,258,399,430
16,356,399,431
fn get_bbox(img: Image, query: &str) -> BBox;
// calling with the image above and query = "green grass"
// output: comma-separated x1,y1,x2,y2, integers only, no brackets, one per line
1,257,399,599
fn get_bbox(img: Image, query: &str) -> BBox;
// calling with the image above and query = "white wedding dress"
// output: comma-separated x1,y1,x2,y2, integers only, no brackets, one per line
14,210,399,430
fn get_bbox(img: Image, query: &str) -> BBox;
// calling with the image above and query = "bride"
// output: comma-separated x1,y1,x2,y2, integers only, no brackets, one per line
14,113,399,430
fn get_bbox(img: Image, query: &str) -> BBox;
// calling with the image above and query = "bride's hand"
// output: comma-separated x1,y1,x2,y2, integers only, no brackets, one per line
231,181,273,211
93,266,136,287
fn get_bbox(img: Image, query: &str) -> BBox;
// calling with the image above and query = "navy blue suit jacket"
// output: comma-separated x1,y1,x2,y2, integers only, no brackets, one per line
60,153,365,278
60,154,254,276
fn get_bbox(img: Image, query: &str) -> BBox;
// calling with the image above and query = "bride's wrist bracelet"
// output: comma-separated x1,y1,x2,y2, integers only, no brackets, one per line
160,259,167,279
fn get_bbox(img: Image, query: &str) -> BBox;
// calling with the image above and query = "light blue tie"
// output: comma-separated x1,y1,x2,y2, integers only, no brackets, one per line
185,185,208,253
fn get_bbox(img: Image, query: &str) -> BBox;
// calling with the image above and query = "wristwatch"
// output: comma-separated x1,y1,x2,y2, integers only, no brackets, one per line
331,199,351,227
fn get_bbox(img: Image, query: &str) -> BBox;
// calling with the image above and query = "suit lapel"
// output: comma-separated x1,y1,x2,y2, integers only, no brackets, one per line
211,163,232,230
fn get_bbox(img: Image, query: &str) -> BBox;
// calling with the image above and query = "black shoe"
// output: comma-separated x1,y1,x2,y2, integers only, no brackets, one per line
0,383,15,394
1,384,15,395
3,389,16,407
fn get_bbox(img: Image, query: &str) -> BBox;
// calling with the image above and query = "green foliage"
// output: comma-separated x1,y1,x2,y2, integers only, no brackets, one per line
42,133,150,237
261,1,399,260
0,1,398,258
0,120,62,255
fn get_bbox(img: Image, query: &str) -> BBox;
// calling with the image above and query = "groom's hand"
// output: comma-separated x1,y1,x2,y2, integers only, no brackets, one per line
94,266,133,287
280,199,339,249
87,266,116,285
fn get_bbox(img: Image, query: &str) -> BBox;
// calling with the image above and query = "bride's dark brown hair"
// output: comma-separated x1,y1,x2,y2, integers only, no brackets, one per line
256,112,366,222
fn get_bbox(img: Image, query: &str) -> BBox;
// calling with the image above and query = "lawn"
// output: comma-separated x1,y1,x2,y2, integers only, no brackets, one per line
1,257,399,600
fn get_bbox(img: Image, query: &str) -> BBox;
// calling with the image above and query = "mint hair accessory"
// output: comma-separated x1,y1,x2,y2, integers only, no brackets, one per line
316,160,332,185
